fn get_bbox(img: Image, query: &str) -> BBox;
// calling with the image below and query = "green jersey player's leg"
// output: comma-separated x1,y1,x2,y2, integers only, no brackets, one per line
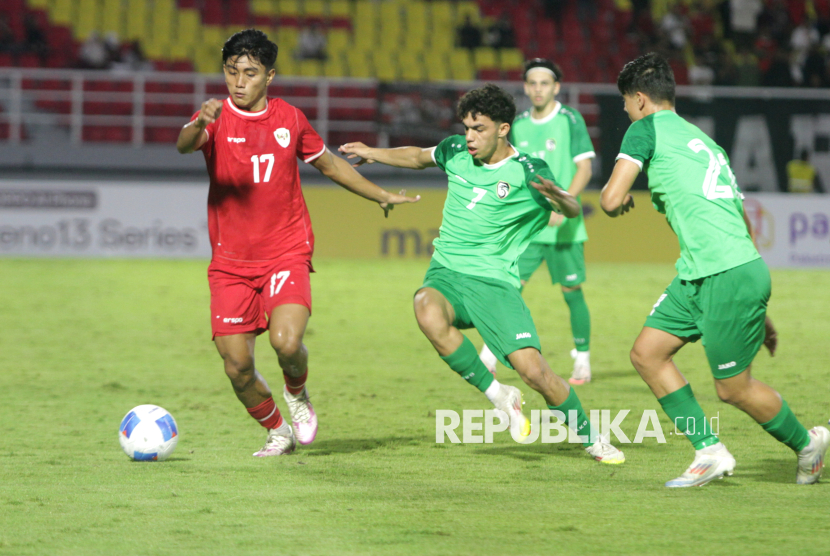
604,53,829,487
418,261,624,464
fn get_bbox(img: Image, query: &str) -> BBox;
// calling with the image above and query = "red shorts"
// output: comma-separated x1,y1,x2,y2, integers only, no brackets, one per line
208,257,313,339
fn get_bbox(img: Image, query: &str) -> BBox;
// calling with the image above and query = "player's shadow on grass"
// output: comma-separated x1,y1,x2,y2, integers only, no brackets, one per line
476,442,587,462
130,456,192,463
303,436,429,456
740,457,804,484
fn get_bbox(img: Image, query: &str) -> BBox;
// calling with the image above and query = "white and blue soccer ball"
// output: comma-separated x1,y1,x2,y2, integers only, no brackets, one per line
118,405,179,461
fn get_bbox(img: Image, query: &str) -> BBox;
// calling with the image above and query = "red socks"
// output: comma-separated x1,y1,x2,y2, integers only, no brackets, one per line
283,369,308,396
246,397,283,429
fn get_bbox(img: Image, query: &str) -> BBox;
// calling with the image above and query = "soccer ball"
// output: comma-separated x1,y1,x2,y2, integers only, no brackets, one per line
118,405,179,461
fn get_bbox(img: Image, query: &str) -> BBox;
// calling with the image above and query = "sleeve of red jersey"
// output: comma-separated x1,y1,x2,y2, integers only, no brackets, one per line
294,107,327,164
189,111,217,156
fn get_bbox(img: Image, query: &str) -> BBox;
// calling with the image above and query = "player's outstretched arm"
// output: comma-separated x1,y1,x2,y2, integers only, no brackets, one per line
530,175,581,218
338,142,437,170
311,148,420,217
176,98,222,154
600,159,639,217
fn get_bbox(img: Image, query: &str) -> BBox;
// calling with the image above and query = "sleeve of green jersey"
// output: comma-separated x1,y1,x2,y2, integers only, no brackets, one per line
525,158,560,213
617,117,656,170
431,135,465,172
568,110,596,162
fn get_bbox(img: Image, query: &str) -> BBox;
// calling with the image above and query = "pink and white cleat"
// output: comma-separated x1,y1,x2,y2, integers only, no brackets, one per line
253,423,296,457
797,426,830,484
284,387,318,445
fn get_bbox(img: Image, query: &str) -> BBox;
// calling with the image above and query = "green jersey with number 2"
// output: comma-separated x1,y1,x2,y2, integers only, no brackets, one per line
617,110,760,280
431,134,559,288
511,103,594,244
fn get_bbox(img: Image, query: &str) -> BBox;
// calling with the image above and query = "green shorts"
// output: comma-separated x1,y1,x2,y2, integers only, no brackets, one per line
419,260,541,369
519,242,586,287
644,258,770,379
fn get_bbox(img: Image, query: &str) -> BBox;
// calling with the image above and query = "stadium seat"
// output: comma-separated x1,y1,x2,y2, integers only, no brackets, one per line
424,52,451,81
346,50,372,78
100,0,125,38
50,0,74,26
279,0,302,18
379,2,402,44
329,0,351,18
73,0,99,40
250,0,277,16
371,50,397,81
398,51,425,82
473,47,497,70
352,3,377,52
126,0,149,41
298,59,323,77
323,54,347,78
304,0,326,18
499,49,524,71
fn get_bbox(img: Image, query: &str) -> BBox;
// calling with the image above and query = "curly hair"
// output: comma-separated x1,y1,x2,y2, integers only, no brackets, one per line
617,52,675,104
523,58,563,82
456,84,516,125
222,29,278,69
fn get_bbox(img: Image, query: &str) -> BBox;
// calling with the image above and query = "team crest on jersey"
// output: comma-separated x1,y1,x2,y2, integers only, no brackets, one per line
497,181,510,199
274,128,291,148
546,139,557,151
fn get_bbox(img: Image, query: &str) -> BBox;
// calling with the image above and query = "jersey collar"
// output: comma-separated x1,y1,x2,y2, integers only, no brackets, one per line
530,101,561,125
482,144,519,170
225,97,269,117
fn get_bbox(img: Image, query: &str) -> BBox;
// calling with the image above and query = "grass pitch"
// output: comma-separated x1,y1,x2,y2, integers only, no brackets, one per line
1,258,829,556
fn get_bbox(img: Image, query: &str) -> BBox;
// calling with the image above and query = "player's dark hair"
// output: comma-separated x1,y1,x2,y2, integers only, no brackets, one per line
456,84,516,125
222,29,278,69
523,58,563,82
617,52,675,104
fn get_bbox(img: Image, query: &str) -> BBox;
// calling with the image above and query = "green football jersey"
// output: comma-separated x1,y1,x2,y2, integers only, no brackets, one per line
617,110,760,280
430,135,558,288
511,102,594,244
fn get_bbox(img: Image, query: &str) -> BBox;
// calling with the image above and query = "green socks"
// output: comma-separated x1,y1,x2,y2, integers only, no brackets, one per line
563,288,590,352
548,387,596,447
440,336,495,393
761,399,811,452
658,384,720,450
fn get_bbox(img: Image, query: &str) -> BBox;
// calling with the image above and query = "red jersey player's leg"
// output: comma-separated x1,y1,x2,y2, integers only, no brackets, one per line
260,259,318,445
209,261,296,456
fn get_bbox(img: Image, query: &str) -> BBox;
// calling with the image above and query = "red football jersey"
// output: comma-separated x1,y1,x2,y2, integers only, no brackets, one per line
193,97,326,263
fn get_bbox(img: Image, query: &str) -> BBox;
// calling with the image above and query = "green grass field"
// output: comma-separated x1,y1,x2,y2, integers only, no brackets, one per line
1,258,829,556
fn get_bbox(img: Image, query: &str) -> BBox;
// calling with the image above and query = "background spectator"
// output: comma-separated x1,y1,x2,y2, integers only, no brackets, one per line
456,15,482,50
484,14,515,49
78,31,110,69
787,149,823,193
296,22,327,60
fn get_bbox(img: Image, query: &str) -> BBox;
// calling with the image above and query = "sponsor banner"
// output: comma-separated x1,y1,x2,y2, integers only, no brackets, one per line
2,181,827,268
0,181,210,257
744,193,830,267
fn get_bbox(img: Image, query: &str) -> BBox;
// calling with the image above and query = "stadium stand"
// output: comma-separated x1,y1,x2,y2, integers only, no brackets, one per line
1,1,829,147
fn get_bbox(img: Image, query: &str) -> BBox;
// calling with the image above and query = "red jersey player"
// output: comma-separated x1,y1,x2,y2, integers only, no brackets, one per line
176,29,418,457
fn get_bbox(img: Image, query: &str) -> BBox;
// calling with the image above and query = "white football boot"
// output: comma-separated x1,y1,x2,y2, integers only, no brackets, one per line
586,434,625,464
492,384,531,443
253,422,296,457
796,426,830,484
665,442,736,487
568,349,591,385
284,387,318,445
479,344,498,376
